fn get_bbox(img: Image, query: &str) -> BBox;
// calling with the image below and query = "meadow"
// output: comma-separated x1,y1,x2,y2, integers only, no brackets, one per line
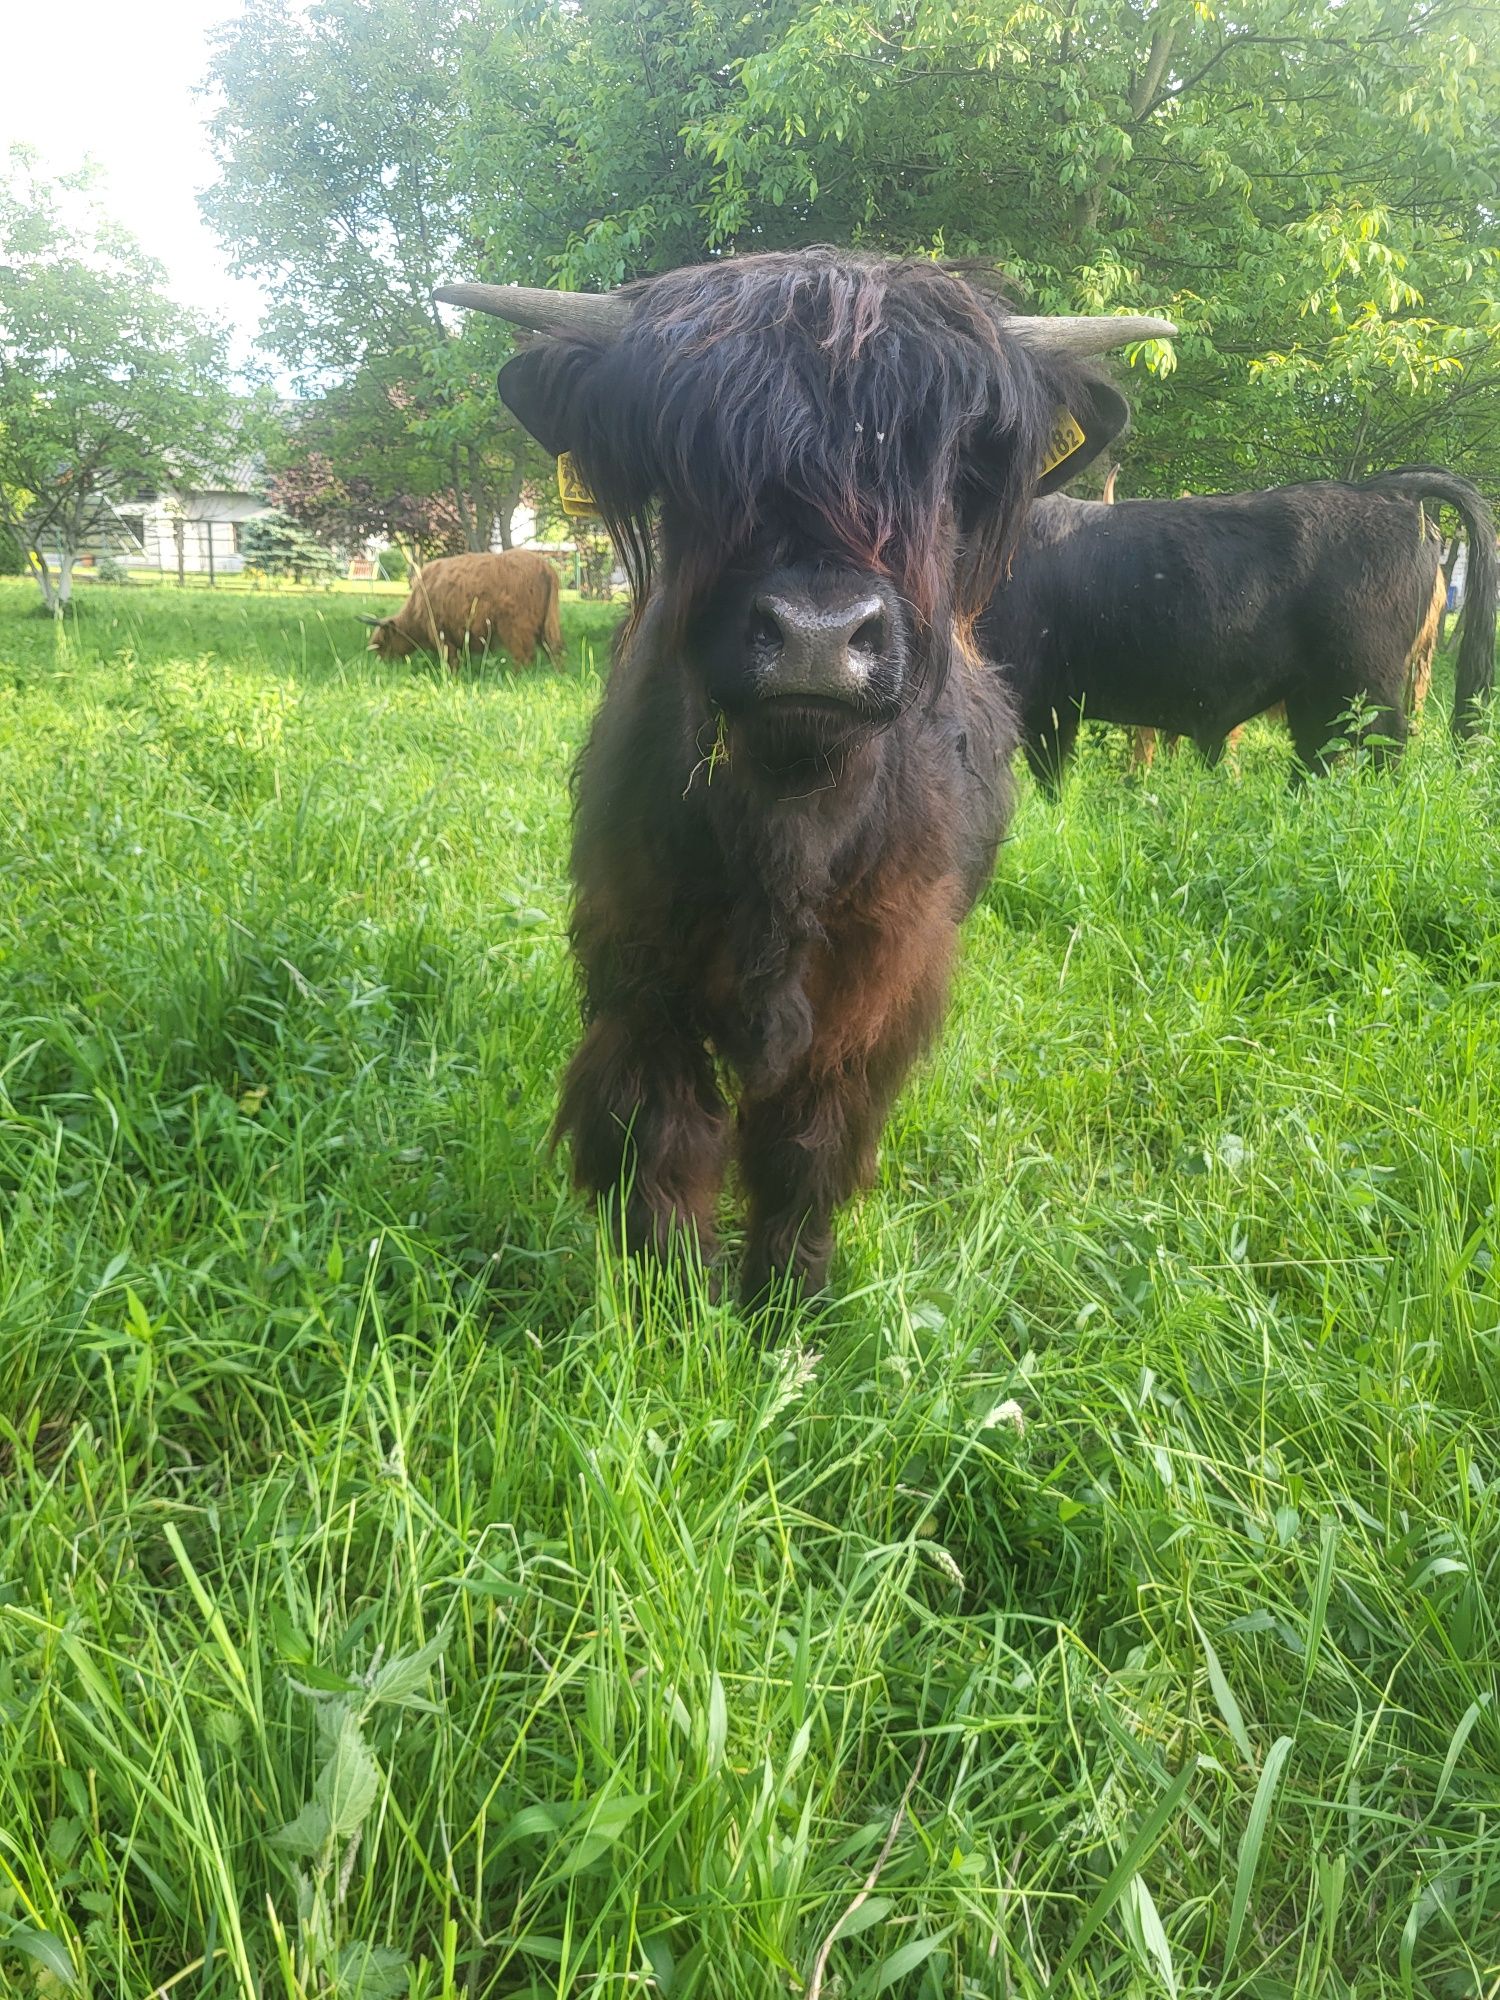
1,576,1497,1999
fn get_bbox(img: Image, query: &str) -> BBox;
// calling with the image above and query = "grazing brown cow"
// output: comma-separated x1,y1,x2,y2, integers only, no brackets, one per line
360,551,562,670
438,252,1172,1303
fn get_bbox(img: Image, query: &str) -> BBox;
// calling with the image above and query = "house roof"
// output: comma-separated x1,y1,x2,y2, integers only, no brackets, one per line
165,398,297,498
196,450,267,497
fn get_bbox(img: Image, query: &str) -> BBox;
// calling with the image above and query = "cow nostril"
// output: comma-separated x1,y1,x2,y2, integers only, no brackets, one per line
749,608,784,652
850,614,886,654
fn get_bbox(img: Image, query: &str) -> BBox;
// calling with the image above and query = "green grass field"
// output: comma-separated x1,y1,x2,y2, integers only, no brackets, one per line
2,577,1498,1999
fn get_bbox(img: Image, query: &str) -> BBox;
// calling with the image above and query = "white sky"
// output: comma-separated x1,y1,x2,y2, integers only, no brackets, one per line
2,0,272,375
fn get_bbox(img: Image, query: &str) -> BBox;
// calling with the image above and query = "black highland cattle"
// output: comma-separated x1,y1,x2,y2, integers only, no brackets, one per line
439,251,1172,1301
983,469,1496,787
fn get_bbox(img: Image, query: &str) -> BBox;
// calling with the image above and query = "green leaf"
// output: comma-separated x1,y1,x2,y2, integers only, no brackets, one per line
1302,1521,1339,1684
558,1790,649,1876
1222,1735,1295,1975
831,1895,893,1942
316,1711,382,1841
1432,1693,1491,1812
861,1928,951,1996
499,1801,575,1847
4,1928,78,1990
706,1670,727,1774
643,1935,676,1994
334,1942,407,1998
273,1800,332,1856
124,1285,153,1341
365,1635,445,1710
1122,1873,1177,1996
1055,1762,1195,1982
1193,1610,1254,1764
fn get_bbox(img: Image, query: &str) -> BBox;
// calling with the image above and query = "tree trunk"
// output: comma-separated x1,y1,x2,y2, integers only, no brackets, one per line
497,461,525,550
27,540,59,611
1129,24,1179,119
451,447,480,551
1342,404,1372,482
465,447,494,552
1072,24,1179,245
57,551,76,607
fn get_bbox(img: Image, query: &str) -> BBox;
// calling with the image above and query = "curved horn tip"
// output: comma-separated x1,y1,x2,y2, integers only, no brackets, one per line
434,281,629,336
355,612,384,626
1009,313,1178,355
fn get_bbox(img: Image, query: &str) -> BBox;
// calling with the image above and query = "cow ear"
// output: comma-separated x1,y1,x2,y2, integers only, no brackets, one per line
1033,379,1129,495
497,345,589,458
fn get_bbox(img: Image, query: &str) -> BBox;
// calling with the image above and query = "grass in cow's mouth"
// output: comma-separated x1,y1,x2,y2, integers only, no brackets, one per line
2,574,1498,1998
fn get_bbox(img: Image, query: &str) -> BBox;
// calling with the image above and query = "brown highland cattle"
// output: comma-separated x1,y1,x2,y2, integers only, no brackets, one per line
360,551,563,670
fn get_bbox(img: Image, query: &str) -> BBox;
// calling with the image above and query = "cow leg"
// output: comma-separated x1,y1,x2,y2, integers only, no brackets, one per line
555,1014,728,1262
1132,727,1157,771
1283,681,1408,776
1359,694,1409,767
737,926,954,1309
1196,723,1243,772
737,1064,887,1306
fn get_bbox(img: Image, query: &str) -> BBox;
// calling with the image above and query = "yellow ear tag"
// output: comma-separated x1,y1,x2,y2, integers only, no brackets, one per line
1038,409,1088,479
558,453,597,518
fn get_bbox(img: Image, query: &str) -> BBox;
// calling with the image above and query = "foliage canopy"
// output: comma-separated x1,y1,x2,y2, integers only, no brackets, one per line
0,149,241,608
203,0,1500,496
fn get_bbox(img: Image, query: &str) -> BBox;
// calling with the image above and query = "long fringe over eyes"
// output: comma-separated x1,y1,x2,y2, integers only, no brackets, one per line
517,251,1101,625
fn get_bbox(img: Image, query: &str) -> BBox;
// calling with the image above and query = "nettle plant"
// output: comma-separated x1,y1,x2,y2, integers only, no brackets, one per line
269,1638,445,1999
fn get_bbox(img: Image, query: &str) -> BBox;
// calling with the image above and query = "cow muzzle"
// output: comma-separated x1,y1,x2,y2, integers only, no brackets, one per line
746,575,902,711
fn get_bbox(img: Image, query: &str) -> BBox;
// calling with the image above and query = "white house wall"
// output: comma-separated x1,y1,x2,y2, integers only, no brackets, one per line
133,490,271,574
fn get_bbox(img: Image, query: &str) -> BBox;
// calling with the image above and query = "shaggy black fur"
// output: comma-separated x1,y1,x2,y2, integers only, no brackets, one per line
497,249,1129,1302
984,468,1497,785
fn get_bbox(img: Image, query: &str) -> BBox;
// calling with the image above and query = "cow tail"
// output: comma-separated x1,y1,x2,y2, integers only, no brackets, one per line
543,562,563,666
1366,469,1497,739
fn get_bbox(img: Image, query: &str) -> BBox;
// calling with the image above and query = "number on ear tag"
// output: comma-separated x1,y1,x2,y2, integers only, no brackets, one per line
1038,409,1088,479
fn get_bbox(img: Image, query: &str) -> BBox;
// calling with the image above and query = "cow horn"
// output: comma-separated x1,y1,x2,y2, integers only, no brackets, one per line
356,612,384,626
434,282,630,338
1007,314,1176,355
434,281,1173,354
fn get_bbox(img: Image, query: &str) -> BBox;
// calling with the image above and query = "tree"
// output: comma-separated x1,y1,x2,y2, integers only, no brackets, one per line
203,0,1500,500
678,0,1500,489
239,507,341,582
267,364,488,564
202,0,545,550
0,149,240,610
267,447,469,565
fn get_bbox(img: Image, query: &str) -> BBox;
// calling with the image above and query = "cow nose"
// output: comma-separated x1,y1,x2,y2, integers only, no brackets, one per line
749,590,890,703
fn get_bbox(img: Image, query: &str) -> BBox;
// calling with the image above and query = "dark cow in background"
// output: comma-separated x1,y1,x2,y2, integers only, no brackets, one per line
439,252,1172,1302
984,470,1496,788
360,550,562,670
1132,555,1448,773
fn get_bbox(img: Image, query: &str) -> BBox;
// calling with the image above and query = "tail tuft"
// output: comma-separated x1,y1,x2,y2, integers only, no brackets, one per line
1363,469,1496,738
